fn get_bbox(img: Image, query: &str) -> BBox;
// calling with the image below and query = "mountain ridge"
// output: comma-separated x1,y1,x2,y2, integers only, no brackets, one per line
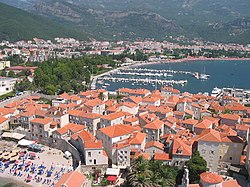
0,2,90,41
1,0,250,43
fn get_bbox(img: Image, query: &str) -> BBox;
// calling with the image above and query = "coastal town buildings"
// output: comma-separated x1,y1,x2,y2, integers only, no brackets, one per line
0,77,18,95
0,84,249,185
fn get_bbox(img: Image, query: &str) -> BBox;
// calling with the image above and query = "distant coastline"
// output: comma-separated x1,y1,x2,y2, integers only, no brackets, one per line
132,57,250,67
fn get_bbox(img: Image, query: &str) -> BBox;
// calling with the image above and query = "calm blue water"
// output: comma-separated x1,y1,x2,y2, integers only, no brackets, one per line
96,60,250,93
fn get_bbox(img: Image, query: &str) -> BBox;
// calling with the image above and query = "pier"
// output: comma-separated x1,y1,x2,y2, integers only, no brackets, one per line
98,77,188,86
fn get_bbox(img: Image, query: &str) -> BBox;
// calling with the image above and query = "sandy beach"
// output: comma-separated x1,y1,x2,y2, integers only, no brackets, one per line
0,145,73,187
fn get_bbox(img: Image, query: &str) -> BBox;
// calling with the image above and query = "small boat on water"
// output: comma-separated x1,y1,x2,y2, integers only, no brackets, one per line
199,74,210,80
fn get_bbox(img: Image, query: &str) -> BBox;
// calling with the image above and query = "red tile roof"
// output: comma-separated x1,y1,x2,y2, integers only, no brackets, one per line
30,118,53,125
222,180,241,187
220,114,240,121
101,111,126,121
54,171,85,187
195,119,212,129
72,130,96,142
144,119,164,130
99,124,137,138
0,116,7,124
172,138,192,156
154,153,171,161
197,129,222,142
200,172,223,184
145,141,164,150
85,140,103,149
128,132,146,145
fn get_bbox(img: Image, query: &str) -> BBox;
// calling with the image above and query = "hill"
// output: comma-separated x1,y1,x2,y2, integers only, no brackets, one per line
0,2,90,41
1,0,250,43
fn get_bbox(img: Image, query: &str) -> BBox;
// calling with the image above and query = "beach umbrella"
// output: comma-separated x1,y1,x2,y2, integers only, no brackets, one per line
26,161,32,166
29,152,36,157
38,169,44,175
47,171,52,177
9,152,17,157
10,156,18,162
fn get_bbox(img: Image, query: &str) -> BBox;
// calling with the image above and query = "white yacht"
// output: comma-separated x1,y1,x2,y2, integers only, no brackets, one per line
211,87,222,97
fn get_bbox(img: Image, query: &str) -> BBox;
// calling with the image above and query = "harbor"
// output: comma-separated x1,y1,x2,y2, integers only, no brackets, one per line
92,59,250,93
91,61,211,90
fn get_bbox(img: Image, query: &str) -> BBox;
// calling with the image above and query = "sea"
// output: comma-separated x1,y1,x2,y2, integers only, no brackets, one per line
96,60,250,93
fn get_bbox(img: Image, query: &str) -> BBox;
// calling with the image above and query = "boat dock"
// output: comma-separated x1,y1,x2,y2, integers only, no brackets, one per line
98,76,188,86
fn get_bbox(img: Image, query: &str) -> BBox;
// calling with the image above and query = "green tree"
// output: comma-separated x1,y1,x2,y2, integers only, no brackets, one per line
8,70,16,78
186,151,207,184
1,70,6,77
222,109,231,114
45,84,57,95
127,156,178,187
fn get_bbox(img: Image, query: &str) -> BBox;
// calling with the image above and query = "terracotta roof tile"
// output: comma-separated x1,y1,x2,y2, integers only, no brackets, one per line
144,119,164,130
85,140,103,149
71,130,96,142
172,138,192,156
220,114,240,121
56,123,83,135
222,180,241,187
101,111,126,121
129,132,146,145
30,118,53,125
197,129,222,142
54,171,85,187
145,141,164,150
99,124,137,138
200,172,223,184
154,153,171,161
0,116,8,124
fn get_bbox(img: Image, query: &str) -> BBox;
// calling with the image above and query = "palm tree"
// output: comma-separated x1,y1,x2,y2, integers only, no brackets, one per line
127,156,153,187
126,157,178,187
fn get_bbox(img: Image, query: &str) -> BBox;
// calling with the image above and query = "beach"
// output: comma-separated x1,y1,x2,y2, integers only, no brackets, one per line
0,143,73,187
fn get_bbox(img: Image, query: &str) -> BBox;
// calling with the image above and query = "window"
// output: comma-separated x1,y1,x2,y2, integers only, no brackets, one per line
124,151,127,154
230,157,232,160
89,159,92,162
219,156,222,159
210,150,214,155
99,151,101,154
88,152,91,157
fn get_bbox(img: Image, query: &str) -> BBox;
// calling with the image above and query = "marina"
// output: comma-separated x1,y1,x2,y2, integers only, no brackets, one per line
99,76,188,86
93,59,250,93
